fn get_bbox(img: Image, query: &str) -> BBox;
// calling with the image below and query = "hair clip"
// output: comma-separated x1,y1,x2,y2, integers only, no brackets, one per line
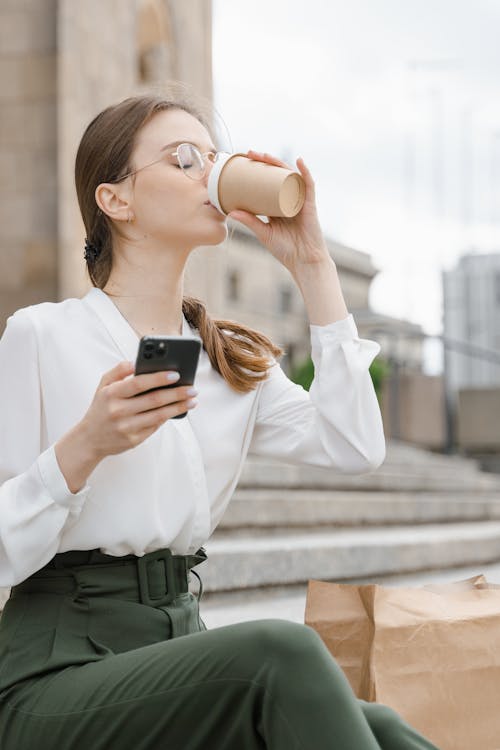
84,238,101,263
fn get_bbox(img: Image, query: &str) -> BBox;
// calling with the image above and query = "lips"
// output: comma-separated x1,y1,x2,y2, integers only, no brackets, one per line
204,199,226,218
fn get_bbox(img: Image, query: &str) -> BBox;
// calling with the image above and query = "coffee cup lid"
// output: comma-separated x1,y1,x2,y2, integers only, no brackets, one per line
207,152,236,214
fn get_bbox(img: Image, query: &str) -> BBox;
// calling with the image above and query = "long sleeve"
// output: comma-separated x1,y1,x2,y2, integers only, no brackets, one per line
248,314,386,472
0,310,90,586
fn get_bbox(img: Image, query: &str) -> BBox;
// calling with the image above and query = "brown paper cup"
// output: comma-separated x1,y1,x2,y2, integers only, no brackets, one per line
208,152,306,218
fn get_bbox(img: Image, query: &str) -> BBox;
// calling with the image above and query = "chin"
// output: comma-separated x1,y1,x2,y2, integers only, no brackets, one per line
195,221,228,246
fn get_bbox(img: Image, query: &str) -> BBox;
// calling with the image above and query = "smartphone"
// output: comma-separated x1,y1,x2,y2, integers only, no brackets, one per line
134,336,202,419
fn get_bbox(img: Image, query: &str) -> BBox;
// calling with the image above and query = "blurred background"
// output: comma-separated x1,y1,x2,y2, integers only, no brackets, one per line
1,0,500,466
3,0,500,623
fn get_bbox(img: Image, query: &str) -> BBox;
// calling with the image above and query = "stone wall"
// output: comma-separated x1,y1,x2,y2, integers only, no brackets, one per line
458,388,500,451
381,372,446,449
1,0,214,329
0,0,58,325
57,0,139,301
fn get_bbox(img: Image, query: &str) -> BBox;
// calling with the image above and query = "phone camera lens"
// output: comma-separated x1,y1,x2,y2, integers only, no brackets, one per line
144,352,152,360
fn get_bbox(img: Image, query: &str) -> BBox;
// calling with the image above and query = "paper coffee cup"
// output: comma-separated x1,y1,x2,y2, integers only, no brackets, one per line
208,152,306,218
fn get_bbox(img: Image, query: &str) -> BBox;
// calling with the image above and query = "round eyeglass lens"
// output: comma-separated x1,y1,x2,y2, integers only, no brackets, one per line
177,143,208,180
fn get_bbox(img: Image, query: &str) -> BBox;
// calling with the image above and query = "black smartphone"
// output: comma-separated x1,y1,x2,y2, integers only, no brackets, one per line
134,336,202,419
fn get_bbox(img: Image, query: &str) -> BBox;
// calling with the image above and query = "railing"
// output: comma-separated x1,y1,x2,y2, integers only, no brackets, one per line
365,327,500,453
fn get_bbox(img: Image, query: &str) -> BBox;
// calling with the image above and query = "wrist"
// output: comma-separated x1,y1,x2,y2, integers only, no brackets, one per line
76,418,104,464
54,421,102,494
289,252,335,281
291,256,336,290
292,257,349,325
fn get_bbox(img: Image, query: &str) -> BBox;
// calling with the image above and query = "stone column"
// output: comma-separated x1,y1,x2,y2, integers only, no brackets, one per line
0,0,58,329
57,0,137,301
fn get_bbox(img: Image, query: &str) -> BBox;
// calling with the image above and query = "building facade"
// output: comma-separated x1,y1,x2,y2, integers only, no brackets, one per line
2,0,388,378
186,225,384,373
443,252,500,393
1,0,212,324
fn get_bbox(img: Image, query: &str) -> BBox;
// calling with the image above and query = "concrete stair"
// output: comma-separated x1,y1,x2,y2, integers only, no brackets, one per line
3,441,500,625
216,489,500,529
203,521,500,591
199,440,500,627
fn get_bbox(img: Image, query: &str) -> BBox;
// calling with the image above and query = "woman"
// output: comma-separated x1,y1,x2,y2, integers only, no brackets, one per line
0,93,439,749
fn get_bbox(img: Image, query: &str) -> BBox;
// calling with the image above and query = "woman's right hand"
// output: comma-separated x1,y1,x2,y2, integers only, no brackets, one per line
80,360,198,459
54,361,198,494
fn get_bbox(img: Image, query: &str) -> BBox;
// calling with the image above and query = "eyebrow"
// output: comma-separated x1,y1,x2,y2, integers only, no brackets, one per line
160,139,217,153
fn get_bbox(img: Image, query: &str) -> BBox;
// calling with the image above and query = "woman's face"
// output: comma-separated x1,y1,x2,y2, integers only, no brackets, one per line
123,108,228,250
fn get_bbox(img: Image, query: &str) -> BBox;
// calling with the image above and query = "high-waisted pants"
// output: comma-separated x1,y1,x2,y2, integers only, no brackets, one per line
0,547,440,749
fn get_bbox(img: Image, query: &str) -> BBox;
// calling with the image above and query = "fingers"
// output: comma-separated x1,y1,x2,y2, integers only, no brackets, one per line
115,383,197,417
247,150,314,188
296,156,315,190
123,396,198,436
111,369,181,399
99,360,135,388
247,150,292,170
228,209,271,243
246,150,315,199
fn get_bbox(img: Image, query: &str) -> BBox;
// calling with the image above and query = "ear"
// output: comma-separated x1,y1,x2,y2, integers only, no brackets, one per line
95,182,133,223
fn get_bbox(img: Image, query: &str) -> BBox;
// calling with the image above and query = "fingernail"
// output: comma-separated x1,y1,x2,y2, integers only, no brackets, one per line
186,386,198,396
166,372,180,381
186,398,198,408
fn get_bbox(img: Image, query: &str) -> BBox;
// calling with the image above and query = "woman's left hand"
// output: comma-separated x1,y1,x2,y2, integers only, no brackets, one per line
227,150,330,277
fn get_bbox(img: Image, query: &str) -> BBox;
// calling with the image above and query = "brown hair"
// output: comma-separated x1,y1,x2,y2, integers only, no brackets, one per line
75,92,283,393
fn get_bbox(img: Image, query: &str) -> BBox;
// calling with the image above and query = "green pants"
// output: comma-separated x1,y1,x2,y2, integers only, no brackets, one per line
0,548,439,749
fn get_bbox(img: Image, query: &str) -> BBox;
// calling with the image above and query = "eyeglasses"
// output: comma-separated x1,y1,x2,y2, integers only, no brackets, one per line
112,143,226,183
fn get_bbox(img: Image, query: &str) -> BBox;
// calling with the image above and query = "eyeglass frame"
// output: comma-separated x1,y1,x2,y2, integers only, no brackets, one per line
110,142,226,183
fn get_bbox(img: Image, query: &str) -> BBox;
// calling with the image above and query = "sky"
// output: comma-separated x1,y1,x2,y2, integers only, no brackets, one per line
212,0,500,373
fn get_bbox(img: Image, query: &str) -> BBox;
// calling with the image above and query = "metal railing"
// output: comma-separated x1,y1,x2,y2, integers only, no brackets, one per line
365,327,500,453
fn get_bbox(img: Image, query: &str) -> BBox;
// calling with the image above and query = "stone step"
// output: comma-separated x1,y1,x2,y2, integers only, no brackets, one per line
199,560,500,629
201,521,500,593
217,489,500,529
385,440,479,471
377,440,482,470
238,459,500,491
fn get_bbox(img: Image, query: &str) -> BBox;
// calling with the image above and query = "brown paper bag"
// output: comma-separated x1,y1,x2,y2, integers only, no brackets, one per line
305,575,500,750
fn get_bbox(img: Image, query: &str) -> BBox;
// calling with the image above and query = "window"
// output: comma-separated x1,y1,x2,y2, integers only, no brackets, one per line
136,0,172,85
281,342,296,376
279,286,293,314
495,272,500,306
227,270,240,302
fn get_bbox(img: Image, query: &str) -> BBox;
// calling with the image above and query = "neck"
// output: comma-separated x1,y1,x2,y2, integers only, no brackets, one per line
102,241,190,337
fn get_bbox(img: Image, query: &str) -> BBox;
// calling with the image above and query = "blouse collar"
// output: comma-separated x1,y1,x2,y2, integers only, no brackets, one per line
82,287,200,362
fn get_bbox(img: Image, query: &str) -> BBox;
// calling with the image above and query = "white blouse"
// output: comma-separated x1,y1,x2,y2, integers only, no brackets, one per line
0,287,385,586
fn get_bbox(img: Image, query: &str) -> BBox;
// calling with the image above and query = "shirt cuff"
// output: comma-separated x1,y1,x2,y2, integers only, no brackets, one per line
37,445,90,509
309,313,359,342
